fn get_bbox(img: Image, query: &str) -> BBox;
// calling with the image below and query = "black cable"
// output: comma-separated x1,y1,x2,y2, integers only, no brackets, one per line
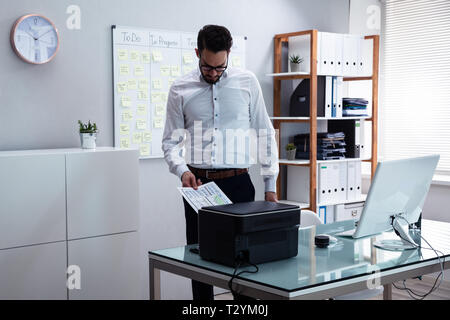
228,257,259,298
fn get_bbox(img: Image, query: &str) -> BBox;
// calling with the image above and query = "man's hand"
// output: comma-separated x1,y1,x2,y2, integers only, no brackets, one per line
265,192,278,202
181,171,202,190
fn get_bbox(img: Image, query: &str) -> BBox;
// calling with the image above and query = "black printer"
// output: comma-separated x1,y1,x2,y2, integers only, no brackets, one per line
198,201,301,267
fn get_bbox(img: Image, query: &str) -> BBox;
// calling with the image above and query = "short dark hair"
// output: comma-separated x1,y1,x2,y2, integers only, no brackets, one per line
197,25,233,53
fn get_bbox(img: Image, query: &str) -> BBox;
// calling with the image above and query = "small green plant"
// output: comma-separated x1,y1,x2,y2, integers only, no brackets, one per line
289,54,303,64
78,120,98,133
286,143,296,151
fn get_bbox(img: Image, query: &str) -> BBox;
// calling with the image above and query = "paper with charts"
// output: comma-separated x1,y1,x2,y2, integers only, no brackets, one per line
178,182,232,213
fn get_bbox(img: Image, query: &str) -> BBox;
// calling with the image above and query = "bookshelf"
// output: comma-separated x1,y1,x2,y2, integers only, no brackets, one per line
270,29,380,214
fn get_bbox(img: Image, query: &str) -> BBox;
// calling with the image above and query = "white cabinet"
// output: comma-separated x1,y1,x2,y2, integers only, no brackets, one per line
0,242,67,300
0,148,140,299
0,154,66,249
68,232,140,299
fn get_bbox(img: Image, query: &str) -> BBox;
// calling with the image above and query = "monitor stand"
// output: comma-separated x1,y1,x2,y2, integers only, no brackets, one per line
374,216,419,251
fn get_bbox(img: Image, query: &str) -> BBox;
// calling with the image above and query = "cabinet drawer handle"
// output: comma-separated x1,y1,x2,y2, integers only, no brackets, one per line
351,210,358,217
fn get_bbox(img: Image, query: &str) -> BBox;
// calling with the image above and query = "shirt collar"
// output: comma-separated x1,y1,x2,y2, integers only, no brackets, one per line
197,67,229,85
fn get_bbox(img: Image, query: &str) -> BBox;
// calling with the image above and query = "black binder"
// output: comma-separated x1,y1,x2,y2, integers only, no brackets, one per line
289,76,327,117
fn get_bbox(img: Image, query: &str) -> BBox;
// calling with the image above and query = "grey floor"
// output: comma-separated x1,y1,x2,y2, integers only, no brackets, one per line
214,275,450,300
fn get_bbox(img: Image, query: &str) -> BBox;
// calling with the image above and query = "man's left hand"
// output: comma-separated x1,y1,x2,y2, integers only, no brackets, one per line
265,192,278,202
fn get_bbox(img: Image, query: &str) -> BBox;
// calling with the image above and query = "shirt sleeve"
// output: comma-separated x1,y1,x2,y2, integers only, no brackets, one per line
248,72,279,193
161,85,189,180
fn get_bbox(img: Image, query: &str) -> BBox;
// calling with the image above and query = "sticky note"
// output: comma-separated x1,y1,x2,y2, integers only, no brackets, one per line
118,49,128,60
117,82,127,93
120,64,130,75
160,92,168,103
121,110,133,122
140,144,151,156
153,117,164,129
135,65,145,76
232,56,241,67
119,124,130,135
143,131,152,143
152,50,163,62
160,65,170,76
137,104,148,116
151,92,161,103
152,79,162,90
130,50,140,62
121,96,131,107
183,53,194,64
142,52,151,64
132,132,142,144
139,79,149,90
155,104,165,116
171,65,180,77
136,119,147,130
120,137,130,148
127,79,137,90
183,66,193,75
138,90,148,101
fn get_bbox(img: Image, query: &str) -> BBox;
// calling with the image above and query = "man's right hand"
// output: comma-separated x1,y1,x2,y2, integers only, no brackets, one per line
181,171,202,190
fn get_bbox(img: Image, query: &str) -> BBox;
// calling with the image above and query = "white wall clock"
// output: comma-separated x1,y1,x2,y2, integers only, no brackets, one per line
10,14,60,64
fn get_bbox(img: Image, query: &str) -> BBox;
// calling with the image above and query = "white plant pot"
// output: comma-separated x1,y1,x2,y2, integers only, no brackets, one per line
290,62,301,73
80,132,97,149
286,149,297,160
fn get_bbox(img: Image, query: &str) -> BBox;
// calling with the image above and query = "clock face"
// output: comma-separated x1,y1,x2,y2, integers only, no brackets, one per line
11,14,59,64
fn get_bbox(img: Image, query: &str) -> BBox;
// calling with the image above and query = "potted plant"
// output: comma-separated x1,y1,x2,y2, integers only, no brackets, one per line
78,120,98,149
286,143,297,160
289,54,303,72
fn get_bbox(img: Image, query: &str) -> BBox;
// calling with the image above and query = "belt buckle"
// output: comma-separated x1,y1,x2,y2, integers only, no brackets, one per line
206,170,217,179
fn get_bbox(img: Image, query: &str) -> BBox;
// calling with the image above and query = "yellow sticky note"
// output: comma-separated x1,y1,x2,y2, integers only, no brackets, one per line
183,53,194,64
137,103,148,116
120,64,130,75
151,92,161,103
155,104,165,116
130,50,140,62
117,82,127,93
160,65,170,76
171,65,180,77
140,144,151,156
160,92,168,103
152,79,162,90
121,95,131,107
120,137,130,148
132,132,143,144
232,56,241,67
139,79,149,90
153,117,164,129
152,50,163,62
121,110,133,122
143,131,152,143
119,124,130,135
118,49,128,60
138,91,148,101
135,65,145,76
136,119,147,130
142,52,151,64
127,79,137,90
183,66,193,75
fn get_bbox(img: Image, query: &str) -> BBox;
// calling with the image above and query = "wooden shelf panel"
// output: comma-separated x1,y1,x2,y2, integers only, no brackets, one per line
271,116,372,121
279,158,372,167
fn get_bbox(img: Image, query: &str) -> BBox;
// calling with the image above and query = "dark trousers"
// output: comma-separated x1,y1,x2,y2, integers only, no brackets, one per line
183,172,255,300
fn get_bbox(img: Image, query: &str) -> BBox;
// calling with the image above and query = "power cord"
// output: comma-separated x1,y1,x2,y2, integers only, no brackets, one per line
391,216,445,300
228,252,259,298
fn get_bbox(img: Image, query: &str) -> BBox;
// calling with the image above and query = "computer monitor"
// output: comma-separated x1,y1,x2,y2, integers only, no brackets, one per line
353,155,439,250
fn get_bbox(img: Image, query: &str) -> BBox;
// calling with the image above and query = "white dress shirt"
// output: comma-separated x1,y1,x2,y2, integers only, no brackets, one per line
162,67,279,192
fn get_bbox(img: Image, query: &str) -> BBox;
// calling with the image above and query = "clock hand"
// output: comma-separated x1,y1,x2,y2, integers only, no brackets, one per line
37,28,53,40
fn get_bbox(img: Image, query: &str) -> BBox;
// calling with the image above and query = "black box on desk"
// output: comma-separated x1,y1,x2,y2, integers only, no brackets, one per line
198,201,300,267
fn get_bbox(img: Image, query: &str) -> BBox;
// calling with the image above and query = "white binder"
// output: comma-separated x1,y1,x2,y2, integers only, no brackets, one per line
329,163,340,203
342,34,352,76
349,35,359,76
318,164,330,204
334,33,344,76
321,32,336,75
356,36,364,76
347,161,356,200
317,32,323,75
325,76,333,117
336,76,343,118
338,161,348,202
354,160,362,199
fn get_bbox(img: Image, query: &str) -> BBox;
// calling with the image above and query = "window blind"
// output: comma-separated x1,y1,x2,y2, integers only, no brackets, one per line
382,0,450,174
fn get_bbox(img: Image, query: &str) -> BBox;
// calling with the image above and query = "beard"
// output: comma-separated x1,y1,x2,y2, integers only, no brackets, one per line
201,72,222,84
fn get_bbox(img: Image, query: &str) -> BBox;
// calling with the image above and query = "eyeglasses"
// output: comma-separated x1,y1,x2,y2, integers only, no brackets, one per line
199,55,228,72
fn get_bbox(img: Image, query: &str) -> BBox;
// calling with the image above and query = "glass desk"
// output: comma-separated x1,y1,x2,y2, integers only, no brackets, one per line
148,219,450,300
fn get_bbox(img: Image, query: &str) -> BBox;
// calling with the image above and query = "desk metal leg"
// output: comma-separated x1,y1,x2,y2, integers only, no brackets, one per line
149,259,161,300
383,284,392,300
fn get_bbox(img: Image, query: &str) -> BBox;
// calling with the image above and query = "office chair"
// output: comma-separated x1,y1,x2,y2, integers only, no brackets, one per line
299,210,383,300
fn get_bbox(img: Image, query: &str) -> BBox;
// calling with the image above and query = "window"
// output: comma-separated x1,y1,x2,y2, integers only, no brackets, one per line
382,0,450,175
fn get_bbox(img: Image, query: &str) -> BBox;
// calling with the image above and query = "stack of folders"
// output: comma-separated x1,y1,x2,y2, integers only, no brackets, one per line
294,132,346,160
342,98,368,117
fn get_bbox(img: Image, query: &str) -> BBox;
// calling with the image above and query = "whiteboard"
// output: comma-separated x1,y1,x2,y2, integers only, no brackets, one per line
112,25,246,159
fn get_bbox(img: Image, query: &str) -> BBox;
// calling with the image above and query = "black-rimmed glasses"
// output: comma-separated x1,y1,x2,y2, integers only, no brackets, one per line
199,55,228,72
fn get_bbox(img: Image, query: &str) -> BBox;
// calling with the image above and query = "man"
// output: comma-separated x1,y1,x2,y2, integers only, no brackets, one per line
162,25,279,300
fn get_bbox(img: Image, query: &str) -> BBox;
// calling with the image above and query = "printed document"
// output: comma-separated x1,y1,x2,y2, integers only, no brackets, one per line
178,182,232,213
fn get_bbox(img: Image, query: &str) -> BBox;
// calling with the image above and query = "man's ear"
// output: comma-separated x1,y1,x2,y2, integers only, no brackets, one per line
195,48,200,59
